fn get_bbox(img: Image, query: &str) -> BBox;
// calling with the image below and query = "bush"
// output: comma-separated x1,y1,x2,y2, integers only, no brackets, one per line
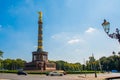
0,70,17,73
66,71,100,74
0,70,101,74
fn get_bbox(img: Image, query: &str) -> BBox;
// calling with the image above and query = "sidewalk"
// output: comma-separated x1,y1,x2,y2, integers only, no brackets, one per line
77,73,120,80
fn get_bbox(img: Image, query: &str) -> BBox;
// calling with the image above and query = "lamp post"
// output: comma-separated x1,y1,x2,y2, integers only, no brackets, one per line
93,62,97,78
102,19,120,44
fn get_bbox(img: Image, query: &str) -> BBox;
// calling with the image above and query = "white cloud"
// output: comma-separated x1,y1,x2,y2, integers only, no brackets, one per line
51,32,85,44
67,39,80,44
85,27,96,33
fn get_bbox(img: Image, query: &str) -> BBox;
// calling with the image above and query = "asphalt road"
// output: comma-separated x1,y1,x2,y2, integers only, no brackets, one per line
0,73,80,80
0,73,120,80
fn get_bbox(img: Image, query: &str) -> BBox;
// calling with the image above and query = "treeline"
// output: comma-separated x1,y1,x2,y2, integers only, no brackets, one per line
0,58,26,70
0,50,120,72
86,52,120,72
53,60,82,71
49,53,120,72
99,55,120,71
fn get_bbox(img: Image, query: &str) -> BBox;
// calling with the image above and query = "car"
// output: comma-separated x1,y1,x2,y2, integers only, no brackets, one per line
111,70,118,73
46,71,64,76
17,71,27,75
56,70,67,75
105,76,120,80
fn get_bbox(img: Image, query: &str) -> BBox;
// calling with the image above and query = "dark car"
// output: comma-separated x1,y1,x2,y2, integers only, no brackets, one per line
17,71,27,75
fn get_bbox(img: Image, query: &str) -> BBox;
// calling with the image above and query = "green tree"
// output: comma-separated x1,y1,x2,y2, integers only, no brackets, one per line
3,59,12,70
3,58,26,70
99,54,120,71
99,56,109,71
0,50,3,69
55,60,82,71
89,55,95,70
0,50,3,58
15,59,26,69
118,52,120,56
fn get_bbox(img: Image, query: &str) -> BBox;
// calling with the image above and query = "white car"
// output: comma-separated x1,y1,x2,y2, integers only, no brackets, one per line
47,71,64,76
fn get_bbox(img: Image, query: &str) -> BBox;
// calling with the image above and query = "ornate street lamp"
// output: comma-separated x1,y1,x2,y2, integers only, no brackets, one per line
102,19,120,44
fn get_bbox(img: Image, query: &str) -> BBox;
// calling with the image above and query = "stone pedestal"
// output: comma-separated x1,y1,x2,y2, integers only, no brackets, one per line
24,51,56,71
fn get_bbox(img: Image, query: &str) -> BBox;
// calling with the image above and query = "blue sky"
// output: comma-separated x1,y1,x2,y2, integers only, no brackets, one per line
0,0,120,63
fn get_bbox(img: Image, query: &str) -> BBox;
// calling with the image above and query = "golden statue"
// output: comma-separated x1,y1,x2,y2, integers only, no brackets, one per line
38,11,42,22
